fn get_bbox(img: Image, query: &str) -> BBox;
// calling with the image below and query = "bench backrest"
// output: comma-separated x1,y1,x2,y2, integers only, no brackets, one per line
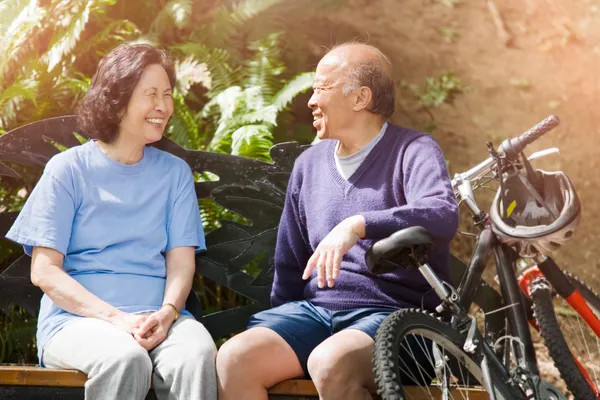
0,116,508,344
0,116,309,339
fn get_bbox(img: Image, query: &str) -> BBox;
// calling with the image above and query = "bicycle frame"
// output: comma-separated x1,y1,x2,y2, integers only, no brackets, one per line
390,115,600,399
453,223,541,383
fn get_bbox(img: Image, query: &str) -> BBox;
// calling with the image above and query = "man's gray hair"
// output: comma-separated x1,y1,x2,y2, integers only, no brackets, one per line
329,42,396,118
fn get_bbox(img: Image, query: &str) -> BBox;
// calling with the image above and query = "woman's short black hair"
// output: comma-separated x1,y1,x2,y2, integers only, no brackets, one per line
76,43,176,143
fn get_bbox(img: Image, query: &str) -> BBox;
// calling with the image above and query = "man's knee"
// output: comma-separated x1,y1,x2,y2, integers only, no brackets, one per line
307,336,373,391
307,343,346,387
216,332,258,376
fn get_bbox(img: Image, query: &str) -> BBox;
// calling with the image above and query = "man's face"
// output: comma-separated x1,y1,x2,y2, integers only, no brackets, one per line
307,54,355,140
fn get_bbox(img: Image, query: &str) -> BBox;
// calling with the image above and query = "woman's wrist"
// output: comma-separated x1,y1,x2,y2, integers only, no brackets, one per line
105,308,125,324
159,303,179,322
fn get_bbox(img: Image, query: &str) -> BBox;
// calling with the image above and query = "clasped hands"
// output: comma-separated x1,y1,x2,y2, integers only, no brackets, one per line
302,215,365,288
112,306,176,351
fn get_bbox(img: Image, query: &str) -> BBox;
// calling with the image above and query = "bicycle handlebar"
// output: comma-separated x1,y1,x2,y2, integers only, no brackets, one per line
452,115,561,213
454,115,560,185
498,114,560,159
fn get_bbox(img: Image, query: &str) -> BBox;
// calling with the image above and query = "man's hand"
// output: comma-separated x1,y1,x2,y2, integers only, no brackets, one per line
111,312,148,335
133,307,175,351
302,215,365,288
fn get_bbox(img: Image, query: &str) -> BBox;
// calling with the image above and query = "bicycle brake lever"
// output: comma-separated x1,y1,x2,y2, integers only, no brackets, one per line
527,147,560,162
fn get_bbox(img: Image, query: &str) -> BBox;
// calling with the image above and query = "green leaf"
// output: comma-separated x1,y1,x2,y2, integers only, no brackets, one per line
196,0,282,48
231,124,273,161
0,2,46,85
419,72,463,108
244,32,285,101
43,0,117,72
272,71,314,111
167,91,201,149
0,78,38,130
149,0,193,36
239,105,278,127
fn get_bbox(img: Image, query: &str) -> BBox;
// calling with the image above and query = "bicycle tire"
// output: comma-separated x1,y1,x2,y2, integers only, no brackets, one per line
531,272,600,399
373,308,520,400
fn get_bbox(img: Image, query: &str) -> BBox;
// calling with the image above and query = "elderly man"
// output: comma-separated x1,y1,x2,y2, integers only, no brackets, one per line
216,42,459,400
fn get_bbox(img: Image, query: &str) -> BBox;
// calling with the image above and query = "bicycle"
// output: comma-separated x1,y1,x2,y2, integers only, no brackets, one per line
366,115,600,399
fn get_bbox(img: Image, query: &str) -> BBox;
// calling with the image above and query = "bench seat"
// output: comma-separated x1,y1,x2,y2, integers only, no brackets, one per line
0,365,489,399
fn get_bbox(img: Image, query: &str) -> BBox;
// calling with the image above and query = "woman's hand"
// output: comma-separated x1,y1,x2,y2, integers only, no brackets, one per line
111,312,148,335
133,306,175,351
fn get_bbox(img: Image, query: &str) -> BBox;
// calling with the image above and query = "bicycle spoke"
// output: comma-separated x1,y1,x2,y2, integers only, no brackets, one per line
395,333,488,400
374,310,513,400
559,298,600,388
397,338,433,397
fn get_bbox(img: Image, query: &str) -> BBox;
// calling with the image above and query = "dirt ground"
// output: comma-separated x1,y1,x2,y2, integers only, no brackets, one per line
322,0,600,286
303,0,600,396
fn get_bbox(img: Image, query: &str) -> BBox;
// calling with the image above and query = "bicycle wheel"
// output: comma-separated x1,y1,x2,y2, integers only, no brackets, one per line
531,271,600,399
373,308,519,400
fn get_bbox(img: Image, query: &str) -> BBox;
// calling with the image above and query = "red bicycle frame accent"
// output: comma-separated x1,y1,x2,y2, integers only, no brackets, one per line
518,266,600,395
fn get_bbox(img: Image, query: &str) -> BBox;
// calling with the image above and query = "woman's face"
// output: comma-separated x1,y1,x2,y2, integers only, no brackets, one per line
118,64,174,144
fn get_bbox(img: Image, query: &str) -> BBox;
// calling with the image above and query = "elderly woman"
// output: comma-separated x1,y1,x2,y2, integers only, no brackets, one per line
6,43,217,400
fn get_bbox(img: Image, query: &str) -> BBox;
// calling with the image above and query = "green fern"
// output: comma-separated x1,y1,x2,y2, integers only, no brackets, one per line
231,124,273,161
43,0,117,72
168,91,201,149
0,2,46,86
148,0,193,39
0,78,38,130
71,17,141,64
272,71,314,111
192,0,282,49
244,33,285,102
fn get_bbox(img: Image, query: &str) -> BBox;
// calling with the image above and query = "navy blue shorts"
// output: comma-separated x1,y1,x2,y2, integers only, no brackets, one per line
247,300,394,375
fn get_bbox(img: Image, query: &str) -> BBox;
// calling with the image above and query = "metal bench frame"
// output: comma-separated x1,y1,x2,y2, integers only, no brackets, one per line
0,116,503,399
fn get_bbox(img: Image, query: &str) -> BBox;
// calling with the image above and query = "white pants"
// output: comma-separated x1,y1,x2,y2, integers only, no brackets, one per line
42,315,217,400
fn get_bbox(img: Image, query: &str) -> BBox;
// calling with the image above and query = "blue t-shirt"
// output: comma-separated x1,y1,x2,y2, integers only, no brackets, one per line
6,140,206,363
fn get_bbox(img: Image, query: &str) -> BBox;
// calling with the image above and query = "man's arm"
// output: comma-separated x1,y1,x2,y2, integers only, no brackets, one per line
302,135,458,288
360,135,459,245
270,173,311,307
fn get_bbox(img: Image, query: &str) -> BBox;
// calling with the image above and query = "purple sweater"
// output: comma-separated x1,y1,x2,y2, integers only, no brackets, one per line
271,124,459,311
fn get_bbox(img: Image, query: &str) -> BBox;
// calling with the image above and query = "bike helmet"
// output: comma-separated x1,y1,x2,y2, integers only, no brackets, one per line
490,169,581,259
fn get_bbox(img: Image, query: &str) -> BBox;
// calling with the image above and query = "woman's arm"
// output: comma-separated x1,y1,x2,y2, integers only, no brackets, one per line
162,246,196,313
134,246,195,350
31,246,146,332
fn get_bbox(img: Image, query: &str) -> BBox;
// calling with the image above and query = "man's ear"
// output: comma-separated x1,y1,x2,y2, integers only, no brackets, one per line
353,86,372,112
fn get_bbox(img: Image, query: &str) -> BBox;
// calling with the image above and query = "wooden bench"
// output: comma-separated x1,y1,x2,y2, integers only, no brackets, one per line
0,116,504,399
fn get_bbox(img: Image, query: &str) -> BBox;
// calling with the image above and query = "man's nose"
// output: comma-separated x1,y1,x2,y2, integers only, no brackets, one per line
307,92,317,109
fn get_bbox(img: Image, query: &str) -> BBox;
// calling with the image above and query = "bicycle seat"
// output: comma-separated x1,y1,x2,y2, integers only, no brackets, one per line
365,226,435,274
